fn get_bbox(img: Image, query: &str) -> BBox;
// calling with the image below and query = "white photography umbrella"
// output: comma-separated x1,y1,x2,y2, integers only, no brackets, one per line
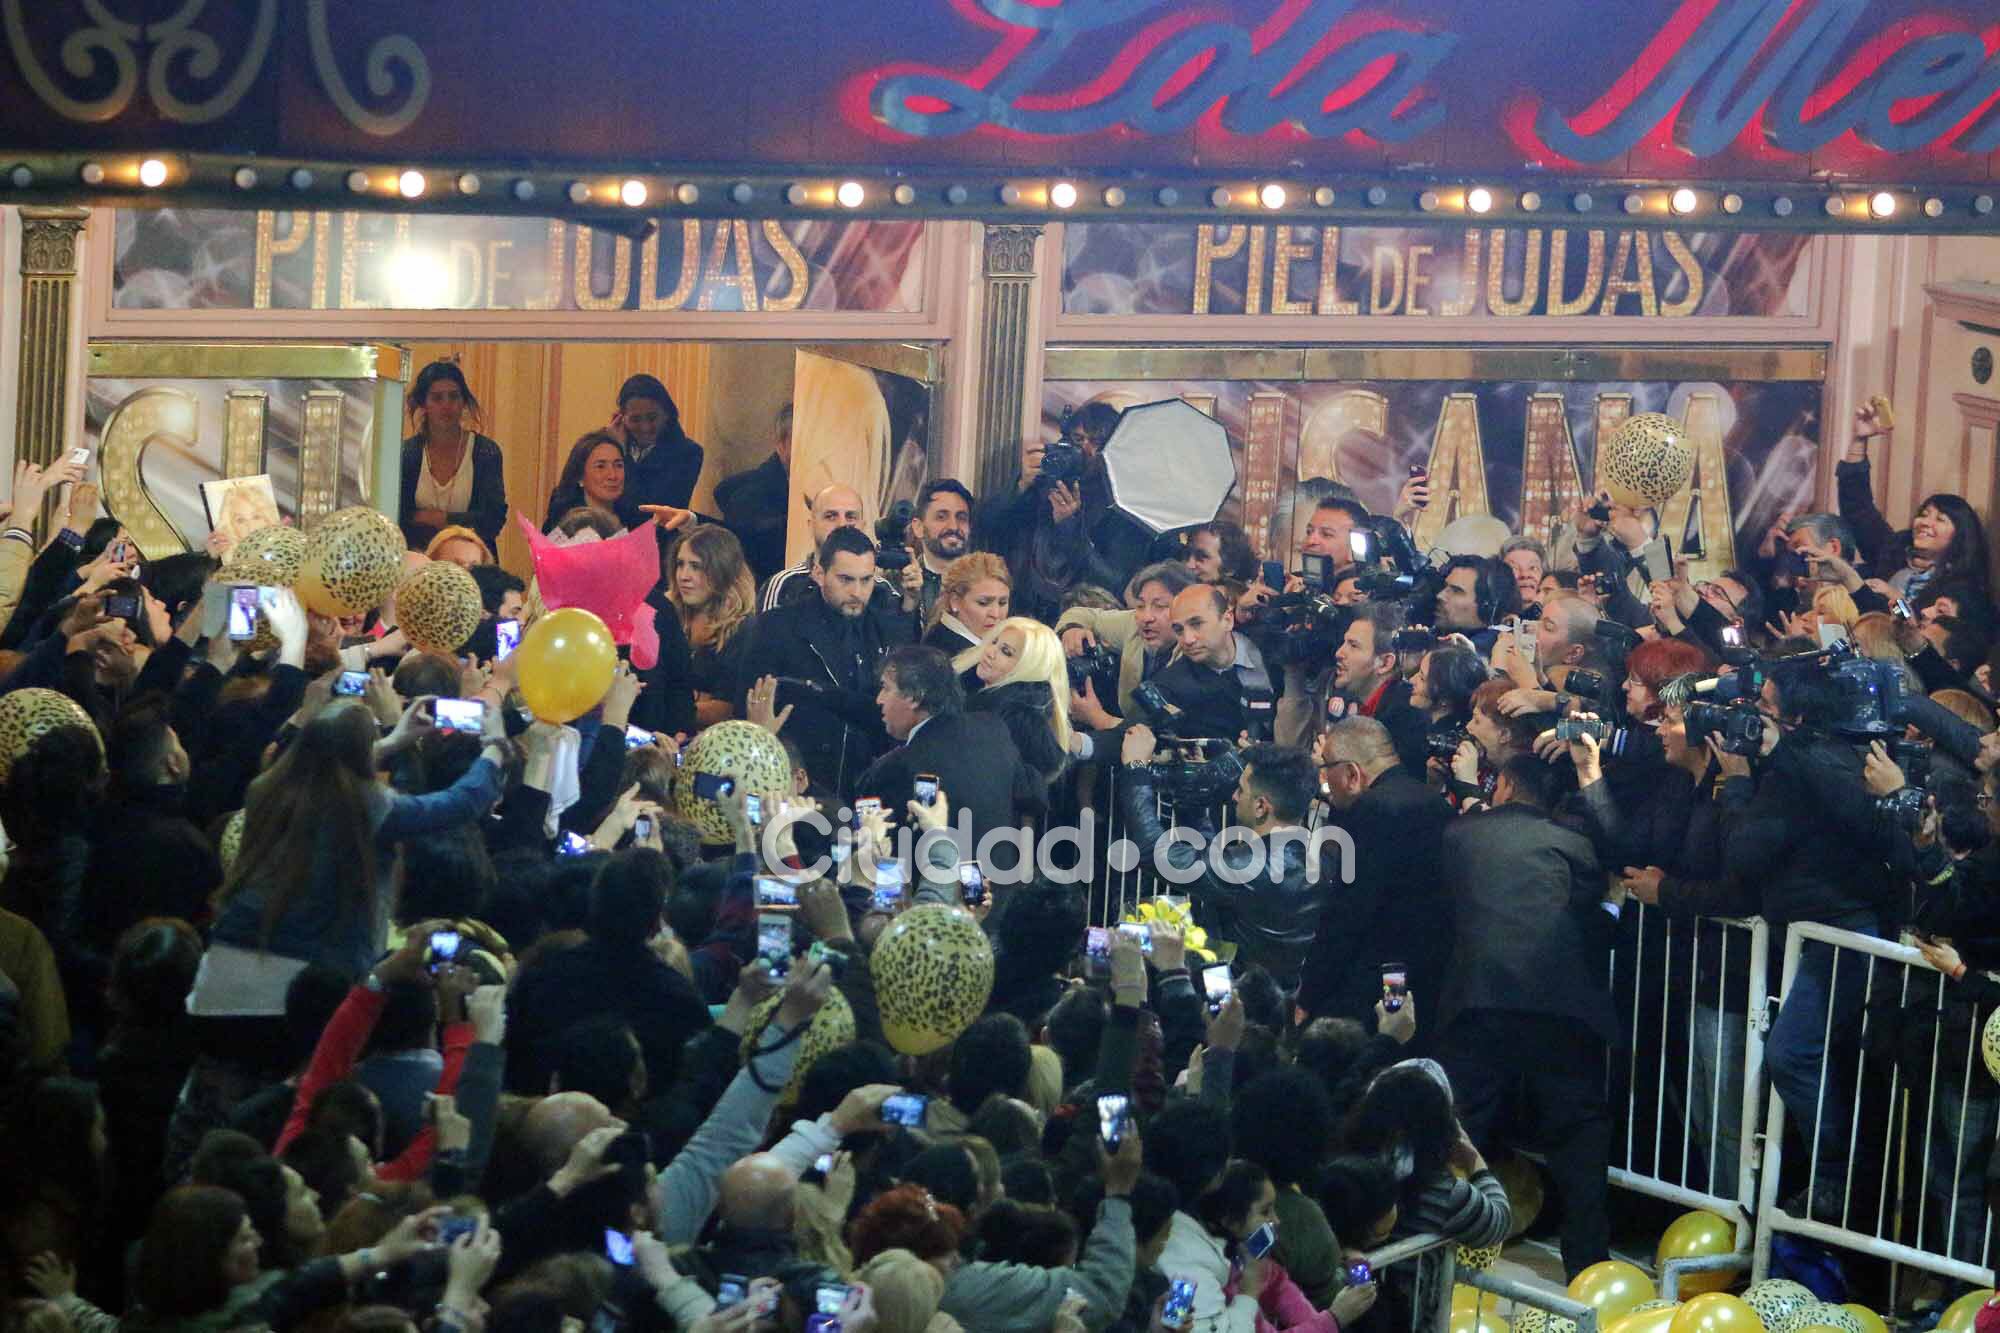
1099,399,1237,533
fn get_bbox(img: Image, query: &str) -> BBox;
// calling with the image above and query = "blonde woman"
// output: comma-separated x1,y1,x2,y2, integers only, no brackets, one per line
955,616,1072,785
925,553,1012,654
666,524,757,729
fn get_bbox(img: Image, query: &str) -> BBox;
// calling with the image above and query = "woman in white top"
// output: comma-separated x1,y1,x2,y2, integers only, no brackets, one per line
398,361,507,554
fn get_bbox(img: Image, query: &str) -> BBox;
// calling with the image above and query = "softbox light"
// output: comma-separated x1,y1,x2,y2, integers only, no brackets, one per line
1100,399,1237,533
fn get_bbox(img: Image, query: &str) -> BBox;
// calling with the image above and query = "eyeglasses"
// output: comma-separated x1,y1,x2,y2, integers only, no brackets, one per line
1695,581,1742,619
1978,791,1995,809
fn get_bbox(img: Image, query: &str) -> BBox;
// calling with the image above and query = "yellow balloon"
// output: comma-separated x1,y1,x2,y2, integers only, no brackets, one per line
1570,1261,1658,1323
1669,1293,1764,1333
1455,1286,1489,1311
1837,1306,1887,1333
1451,1305,1511,1333
514,607,617,724
1655,1210,1737,1297
1608,1305,1683,1333
1939,1290,1995,1333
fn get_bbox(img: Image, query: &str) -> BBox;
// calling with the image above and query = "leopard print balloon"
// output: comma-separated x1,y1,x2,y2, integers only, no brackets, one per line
0,687,101,783
738,985,855,1101
219,808,246,873
673,720,793,843
1600,412,1694,509
1795,1306,1865,1333
1456,1244,1501,1273
1743,1282,1817,1333
1982,1007,2000,1085
298,506,405,616
873,903,995,1056
223,524,306,587
396,560,483,655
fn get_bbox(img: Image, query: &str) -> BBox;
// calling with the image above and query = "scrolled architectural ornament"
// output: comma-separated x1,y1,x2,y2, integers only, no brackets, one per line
305,0,432,137
1,0,141,123
983,224,1043,278
146,0,277,124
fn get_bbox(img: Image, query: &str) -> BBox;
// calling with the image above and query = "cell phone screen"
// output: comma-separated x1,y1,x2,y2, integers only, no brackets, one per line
1096,1093,1130,1148
1381,964,1408,1011
1260,560,1284,589
757,913,792,978
1117,922,1153,955
746,793,763,826
1163,1279,1197,1331
880,1093,928,1127
624,725,653,750
228,586,261,640
693,772,735,801
426,930,462,970
556,831,592,857
1202,964,1233,1011
1244,1221,1277,1259
755,876,797,909
958,861,985,905
494,619,520,659
913,774,939,805
334,670,369,697
433,698,486,734
603,1229,634,1266
717,1277,748,1310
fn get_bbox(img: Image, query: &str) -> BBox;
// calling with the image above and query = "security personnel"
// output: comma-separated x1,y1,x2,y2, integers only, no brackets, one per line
1146,584,1279,741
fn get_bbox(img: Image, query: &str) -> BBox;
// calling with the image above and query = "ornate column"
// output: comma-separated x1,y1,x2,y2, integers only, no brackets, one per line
973,224,1043,500
15,208,90,477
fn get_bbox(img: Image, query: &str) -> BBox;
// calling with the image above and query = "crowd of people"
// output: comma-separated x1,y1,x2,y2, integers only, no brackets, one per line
0,373,1996,1333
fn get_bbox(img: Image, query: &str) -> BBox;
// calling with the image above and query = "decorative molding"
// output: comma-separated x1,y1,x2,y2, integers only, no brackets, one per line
20,206,88,276
983,224,1041,278
15,208,90,527
1,1,424,136
299,389,345,525
1928,281,2000,336
1952,391,2000,434
223,390,269,478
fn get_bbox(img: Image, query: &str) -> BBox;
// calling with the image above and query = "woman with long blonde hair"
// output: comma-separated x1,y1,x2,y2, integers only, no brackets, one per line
666,524,757,729
954,616,1072,786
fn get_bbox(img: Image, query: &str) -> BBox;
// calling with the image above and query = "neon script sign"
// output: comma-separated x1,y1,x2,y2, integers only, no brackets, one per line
868,0,2000,161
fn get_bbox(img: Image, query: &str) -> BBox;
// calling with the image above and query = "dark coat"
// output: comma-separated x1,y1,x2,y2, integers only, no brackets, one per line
1119,768,1317,987
506,937,713,1095
853,712,1038,867
624,432,706,513
399,434,508,552
1365,678,1432,779
731,597,911,795
1298,769,1452,1036
968,679,1068,787
713,453,792,583
1723,732,1894,931
1149,649,1278,742
1437,804,1619,1044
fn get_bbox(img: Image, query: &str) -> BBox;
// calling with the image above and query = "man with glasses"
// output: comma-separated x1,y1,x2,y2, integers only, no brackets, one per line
1649,568,1763,658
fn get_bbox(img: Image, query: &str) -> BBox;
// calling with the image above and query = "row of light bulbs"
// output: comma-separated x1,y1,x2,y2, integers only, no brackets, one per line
49,158,1990,223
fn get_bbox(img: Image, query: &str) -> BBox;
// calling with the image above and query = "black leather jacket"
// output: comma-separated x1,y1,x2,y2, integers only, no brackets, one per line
1117,767,1315,986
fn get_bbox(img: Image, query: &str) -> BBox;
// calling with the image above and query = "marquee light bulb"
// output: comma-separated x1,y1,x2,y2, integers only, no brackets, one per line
1049,180,1078,209
1670,187,1697,214
620,178,648,207
397,170,426,199
1869,190,1897,219
1465,186,1492,213
138,158,168,188
836,180,865,208
1259,182,1287,210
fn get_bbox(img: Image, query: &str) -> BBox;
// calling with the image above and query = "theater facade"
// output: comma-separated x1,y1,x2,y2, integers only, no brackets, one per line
4,0,2000,581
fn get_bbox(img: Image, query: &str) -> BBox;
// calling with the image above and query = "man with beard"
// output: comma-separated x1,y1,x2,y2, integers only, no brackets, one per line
898,479,976,627
735,527,912,794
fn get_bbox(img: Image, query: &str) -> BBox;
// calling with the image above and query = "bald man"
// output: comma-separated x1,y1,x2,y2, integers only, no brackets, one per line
1146,584,1279,741
758,483,898,613
522,1091,622,1179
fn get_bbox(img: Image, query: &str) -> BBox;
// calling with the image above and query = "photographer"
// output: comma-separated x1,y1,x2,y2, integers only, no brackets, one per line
1720,663,1897,1219
1561,491,1669,628
975,437,1104,625
1059,562,1198,729
1150,585,1279,742
1647,567,1763,660
1434,556,1519,655
1117,730,1318,990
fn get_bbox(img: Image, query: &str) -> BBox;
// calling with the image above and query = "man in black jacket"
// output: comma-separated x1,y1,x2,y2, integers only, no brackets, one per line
854,645,1036,879
1117,732,1320,989
732,527,910,796
1149,585,1279,741
1298,716,1452,1044
1435,755,1619,1280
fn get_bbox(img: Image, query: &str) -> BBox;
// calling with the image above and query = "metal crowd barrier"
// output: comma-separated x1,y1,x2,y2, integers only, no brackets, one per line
1751,921,1999,1289
1608,905,1769,1290
1088,761,1229,929
1359,1232,1601,1333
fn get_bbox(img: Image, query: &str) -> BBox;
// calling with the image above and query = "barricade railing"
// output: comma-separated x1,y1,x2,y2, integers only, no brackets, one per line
1359,1233,1598,1333
1750,920,1998,1290
1607,905,1769,1282
1089,761,1229,929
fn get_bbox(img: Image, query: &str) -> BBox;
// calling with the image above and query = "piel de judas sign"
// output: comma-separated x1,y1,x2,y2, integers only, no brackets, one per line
1063,224,1813,319
8,0,2000,183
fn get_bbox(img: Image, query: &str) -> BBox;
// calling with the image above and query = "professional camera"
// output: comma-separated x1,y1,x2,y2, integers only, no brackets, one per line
1889,737,1932,787
1066,642,1121,693
1039,438,1087,485
1426,725,1469,761
1682,699,1767,756
1389,626,1436,654
1146,739,1246,805
1561,668,1607,705
1352,516,1446,609
874,499,915,571
1692,641,1904,741
1876,784,1926,833
1263,591,1349,667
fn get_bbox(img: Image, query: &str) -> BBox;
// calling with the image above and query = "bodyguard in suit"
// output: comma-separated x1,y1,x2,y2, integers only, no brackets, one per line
1435,753,1620,1280
1298,716,1453,1045
855,645,1038,880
